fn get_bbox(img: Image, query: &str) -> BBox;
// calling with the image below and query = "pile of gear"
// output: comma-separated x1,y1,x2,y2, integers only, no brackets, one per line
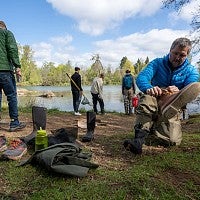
0,106,99,177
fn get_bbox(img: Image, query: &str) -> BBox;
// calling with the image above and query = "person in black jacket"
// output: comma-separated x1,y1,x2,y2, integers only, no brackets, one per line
70,67,83,115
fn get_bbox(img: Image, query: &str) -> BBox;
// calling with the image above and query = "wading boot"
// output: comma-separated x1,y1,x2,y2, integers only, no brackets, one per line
82,111,96,142
158,82,200,119
21,106,47,146
123,124,149,154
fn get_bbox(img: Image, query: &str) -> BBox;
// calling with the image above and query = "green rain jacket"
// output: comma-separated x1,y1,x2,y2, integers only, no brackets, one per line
0,28,21,71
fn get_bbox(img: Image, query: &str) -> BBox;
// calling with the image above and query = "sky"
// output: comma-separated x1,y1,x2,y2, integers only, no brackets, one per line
1,0,199,70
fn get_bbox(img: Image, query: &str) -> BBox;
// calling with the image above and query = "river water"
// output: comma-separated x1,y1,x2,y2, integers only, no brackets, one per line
16,85,200,115
17,85,125,113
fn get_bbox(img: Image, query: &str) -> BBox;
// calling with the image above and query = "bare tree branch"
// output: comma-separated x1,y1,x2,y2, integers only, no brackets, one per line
163,0,191,10
162,0,200,59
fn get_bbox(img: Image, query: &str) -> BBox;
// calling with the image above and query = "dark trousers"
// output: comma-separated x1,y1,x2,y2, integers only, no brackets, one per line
0,72,18,124
72,90,81,112
91,93,104,114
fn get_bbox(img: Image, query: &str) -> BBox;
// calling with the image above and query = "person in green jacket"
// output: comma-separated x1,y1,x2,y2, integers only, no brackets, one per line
0,20,26,131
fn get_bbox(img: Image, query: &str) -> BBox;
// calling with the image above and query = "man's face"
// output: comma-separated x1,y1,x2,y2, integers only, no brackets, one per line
169,46,189,68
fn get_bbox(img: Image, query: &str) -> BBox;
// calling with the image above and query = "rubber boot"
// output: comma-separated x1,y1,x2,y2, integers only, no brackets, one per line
21,106,47,146
81,111,96,142
123,124,149,154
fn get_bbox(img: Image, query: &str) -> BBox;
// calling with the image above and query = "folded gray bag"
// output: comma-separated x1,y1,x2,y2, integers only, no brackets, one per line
20,142,99,177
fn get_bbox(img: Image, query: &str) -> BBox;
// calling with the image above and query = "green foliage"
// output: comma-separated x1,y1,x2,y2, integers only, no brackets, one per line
85,68,98,84
18,45,148,86
29,69,41,85
19,45,40,84
134,58,148,75
119,56,135,75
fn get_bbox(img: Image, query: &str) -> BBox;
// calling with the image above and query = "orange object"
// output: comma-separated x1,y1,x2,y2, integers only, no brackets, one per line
132,96,139,107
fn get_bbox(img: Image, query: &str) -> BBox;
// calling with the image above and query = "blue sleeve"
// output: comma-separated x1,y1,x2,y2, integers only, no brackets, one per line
184,65,200,86
136,58,159,93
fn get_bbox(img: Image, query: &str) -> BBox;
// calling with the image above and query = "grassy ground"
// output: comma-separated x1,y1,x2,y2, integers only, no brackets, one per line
0,108,200,200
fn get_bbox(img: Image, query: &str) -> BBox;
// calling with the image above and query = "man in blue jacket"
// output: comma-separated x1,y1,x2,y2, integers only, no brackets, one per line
124,37,200,154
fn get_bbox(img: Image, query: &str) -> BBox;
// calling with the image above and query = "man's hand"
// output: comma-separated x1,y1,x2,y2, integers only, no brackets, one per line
146,85,180,97
15,68,21,76
15,68,21,82
146,86,162,97
165,85,179,93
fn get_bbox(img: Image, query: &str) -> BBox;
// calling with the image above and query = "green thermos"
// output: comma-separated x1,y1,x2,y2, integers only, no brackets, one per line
35,127,48,151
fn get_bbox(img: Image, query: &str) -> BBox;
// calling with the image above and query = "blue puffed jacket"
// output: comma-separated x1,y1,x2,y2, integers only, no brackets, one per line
136,54,200,93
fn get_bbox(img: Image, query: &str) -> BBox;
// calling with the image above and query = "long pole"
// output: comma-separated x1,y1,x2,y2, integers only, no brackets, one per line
66,73,92,106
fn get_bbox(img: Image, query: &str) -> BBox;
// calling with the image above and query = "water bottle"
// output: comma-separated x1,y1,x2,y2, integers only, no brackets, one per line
35,127,48,151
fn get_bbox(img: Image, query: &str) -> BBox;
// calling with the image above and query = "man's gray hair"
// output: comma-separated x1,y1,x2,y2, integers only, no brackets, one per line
170,37,192,54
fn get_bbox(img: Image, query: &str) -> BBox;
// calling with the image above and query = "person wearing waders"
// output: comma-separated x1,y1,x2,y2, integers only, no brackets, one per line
123,37,200,154
122,69,136,115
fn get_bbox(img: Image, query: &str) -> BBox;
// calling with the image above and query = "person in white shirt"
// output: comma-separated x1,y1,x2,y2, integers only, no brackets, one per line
90,73,105,114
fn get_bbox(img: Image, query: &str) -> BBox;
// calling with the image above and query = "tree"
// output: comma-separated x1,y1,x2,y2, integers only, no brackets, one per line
120,56,127,69
134,58,146,75
91,54,104,75
112,69,122,85
40,62,55,85
84,68,96,85
29,69,41,85
163,0,200,57
19,45,39,84
104,67,112,85
119,56,135,75
145,57,149,65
